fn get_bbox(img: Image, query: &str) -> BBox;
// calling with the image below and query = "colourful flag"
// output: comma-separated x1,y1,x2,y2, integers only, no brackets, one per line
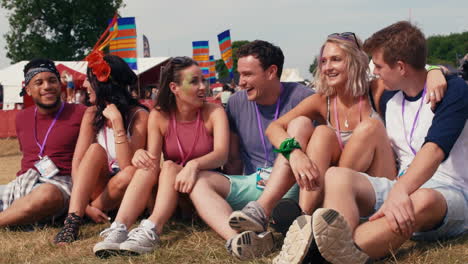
192,41,210,78
209,55,216,84
217,30,234,79
143,35,151,58
109,17,138,70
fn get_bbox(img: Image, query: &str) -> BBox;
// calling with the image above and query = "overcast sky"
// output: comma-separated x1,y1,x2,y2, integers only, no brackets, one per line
0,0,467,78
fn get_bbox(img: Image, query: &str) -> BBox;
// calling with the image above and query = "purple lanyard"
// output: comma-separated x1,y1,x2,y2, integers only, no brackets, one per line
401,85,426,155
34,102,65,158
254,87,282,166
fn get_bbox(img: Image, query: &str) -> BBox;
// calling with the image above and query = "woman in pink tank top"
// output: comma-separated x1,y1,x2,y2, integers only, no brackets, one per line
93,57,229,257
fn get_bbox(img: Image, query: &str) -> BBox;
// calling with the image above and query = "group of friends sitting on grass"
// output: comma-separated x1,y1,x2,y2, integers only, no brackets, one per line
0,21,466,264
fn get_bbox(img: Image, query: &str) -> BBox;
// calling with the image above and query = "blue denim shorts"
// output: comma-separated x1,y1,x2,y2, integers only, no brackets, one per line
364,173,468,241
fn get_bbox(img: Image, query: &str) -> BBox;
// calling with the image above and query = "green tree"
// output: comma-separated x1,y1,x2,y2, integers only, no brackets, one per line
309,57,318,75
427,31,468,67
215,40,250,80
1,0,123,63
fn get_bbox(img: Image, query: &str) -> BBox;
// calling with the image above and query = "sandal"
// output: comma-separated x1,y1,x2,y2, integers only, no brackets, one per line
53,212,82,244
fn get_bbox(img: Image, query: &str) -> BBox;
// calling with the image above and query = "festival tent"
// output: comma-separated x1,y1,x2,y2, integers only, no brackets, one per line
0,57,170,108
280,68,305,83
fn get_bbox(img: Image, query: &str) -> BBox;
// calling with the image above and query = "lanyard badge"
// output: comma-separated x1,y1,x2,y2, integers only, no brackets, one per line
33,102,64,177
254,85,282,190
34,156,59,178
256,167,272,190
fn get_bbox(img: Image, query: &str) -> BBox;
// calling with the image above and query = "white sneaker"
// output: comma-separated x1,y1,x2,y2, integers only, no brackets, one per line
227,231,274,260
313,208,369,264
93,221,128,258
273,215,314,264
119,219,160,255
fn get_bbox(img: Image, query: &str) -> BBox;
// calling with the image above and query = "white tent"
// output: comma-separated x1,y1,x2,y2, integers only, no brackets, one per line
0,57,169,107
280,68,304,82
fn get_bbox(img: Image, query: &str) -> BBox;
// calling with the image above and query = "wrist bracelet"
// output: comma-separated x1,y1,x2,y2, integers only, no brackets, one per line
115,139,127,144
273,137,301,160
427,65,441,72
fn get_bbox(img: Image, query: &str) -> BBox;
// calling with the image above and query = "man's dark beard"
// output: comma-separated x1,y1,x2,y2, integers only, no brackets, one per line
35,96,61,110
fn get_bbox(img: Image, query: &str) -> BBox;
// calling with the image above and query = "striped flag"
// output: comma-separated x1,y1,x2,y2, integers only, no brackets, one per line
109,17,138,70
217,30,234,79
192,41,210,78
209,55,216,84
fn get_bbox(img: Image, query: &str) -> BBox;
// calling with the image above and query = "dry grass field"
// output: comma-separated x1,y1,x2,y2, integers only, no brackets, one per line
0,138,466,264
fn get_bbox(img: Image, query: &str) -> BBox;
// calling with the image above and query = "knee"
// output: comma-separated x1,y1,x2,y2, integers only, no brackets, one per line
287,116,314,134
26,184,64,213
313,125,335,138
353,118,384,139
162,160,178,171
324,167,356,190
287,116,314,144
411,189,446,216
111,166,136,192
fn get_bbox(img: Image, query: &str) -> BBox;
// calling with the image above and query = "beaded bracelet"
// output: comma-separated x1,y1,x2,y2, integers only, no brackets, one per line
273,137,301,160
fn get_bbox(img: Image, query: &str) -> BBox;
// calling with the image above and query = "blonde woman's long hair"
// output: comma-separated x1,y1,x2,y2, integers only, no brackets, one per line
313,36,369,97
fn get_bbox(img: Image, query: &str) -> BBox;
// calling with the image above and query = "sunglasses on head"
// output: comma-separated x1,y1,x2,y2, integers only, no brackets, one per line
171,56,193,64
328,32,360,49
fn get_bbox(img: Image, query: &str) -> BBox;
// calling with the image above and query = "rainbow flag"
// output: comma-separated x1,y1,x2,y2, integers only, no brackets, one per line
109,17,138,70
192,41,210,78
217,30,233,79
208,55,216,84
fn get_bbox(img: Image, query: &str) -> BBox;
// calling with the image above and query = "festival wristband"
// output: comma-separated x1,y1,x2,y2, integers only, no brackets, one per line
273,137,301,160
426,65,441,72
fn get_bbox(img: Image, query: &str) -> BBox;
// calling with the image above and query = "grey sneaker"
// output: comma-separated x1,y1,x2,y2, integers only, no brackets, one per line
313,208,369,264
93,221,128,258
227,230,274,260
273,215,315,264
119,219,160,255
228,201,268,233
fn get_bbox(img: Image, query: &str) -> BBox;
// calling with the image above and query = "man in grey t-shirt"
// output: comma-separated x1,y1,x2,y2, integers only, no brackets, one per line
189,40,314,260
226,81,313,175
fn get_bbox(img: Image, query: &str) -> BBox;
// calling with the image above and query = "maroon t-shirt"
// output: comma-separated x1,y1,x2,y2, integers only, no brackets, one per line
15,103,86,176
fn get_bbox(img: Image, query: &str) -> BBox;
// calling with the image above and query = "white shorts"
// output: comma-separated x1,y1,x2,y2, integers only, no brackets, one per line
364,173,467,241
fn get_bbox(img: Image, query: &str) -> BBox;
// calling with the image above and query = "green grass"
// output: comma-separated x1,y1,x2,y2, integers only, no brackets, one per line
0,138,467,263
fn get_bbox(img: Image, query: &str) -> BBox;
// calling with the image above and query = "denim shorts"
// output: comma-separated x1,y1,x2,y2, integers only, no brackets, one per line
364,173,468,241
224,169,299,211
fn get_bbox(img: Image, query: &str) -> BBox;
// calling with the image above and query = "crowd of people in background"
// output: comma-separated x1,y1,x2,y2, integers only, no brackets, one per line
0,20,466,264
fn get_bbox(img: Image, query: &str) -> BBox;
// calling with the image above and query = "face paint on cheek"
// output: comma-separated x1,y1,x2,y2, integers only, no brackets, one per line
181,72,193,93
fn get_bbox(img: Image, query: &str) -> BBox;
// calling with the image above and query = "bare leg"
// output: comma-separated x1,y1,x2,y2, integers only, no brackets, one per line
68,143,108,217
114,167,160,228
339,118,396,180
354,188,447,259
322,167,447,259
90,165,137,211
147,161,182,234
257,116,315,216
300,126,342,214
190,171,232,240
322,167,376,230
0,183,64,226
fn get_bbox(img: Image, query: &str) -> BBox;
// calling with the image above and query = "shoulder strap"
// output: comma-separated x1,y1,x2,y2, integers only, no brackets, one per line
127,107,148,135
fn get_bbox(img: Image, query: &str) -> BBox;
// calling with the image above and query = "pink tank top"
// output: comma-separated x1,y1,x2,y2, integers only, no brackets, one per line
163,110,214,165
